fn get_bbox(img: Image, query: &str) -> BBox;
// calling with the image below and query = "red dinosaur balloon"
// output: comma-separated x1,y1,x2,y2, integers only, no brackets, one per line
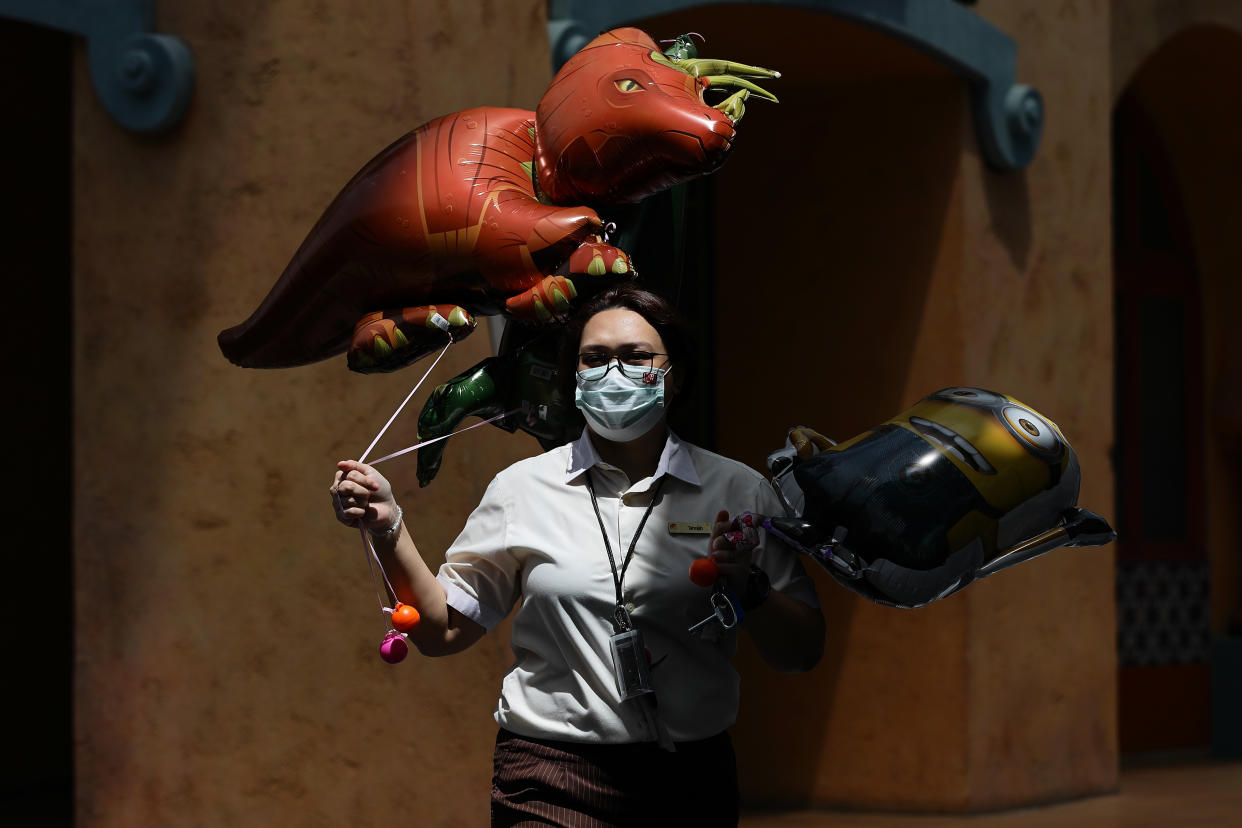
217,28,778,373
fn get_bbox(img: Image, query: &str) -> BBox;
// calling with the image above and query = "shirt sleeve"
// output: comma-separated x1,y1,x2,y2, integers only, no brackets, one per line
435,474,521,631
753,478,822,609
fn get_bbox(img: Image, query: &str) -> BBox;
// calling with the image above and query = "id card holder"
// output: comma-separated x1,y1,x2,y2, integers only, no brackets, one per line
609,627,654,700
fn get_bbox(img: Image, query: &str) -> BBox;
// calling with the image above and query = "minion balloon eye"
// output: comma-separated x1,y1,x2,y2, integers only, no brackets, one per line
763,387,1116,609
1000,404,1062,458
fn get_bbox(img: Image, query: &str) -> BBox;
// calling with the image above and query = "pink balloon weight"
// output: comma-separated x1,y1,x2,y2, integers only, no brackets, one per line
379,631,408,664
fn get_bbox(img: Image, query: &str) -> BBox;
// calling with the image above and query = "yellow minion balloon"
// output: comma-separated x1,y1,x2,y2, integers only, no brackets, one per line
764,387,1116,608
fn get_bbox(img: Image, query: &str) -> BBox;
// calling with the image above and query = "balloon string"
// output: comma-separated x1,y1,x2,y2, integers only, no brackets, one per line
359,338,454,465
369,408,523,466
347,337,523,629
349,338,454,622
360,526,386,620
360,526,401,625
356,406,519,627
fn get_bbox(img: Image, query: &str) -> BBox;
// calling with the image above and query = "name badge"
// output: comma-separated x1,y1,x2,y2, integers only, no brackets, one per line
668,522,712,535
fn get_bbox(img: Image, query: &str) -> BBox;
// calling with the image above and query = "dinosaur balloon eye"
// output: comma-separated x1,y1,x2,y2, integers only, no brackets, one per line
614,78,642,93
1001,405,1060,453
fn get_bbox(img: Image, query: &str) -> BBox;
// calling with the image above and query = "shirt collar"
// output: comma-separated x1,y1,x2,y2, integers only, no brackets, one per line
566,427,701,487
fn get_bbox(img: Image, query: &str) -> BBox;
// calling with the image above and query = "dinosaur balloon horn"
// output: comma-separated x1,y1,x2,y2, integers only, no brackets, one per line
650,46,780,124
653,52,781,97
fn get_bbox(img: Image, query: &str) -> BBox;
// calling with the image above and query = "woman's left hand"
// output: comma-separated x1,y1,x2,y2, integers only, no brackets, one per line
709,509,760,595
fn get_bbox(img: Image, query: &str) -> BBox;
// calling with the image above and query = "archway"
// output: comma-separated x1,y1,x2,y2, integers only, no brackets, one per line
620,2,967,807
1113,24,1242,756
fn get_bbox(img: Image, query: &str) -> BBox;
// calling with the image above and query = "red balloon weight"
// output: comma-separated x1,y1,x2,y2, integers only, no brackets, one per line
391,603,421,633
688,557,719,587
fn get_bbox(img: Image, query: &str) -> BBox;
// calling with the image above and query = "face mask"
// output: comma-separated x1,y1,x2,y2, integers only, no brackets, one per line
574,365,669,442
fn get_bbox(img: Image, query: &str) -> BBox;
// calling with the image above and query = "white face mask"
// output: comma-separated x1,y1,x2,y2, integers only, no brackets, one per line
574,365,669,442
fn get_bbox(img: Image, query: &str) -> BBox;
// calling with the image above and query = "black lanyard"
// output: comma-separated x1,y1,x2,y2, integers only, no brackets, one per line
584,469,667,632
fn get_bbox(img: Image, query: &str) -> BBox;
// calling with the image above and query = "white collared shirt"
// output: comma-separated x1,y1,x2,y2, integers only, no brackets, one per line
436,429,819,744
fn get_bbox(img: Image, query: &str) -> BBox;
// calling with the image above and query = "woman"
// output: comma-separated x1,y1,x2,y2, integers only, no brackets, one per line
332,284,824,826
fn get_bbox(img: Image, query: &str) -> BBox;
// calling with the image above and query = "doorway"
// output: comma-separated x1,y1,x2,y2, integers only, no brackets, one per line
0,16,74,824
1112,89,1210,755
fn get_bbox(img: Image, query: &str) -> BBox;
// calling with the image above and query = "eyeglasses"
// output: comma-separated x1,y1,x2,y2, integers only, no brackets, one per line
576,349,669,382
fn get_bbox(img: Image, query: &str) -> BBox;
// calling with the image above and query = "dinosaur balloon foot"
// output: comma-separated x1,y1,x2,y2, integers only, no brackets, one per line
348,305,476,374
560,241,637,296
504,275,578,323
566,240,634,280
416,358,509,486
502,243,636,323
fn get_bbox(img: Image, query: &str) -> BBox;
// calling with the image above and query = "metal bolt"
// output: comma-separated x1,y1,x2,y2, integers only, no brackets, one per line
1019,96,1042,132
120,48,155,94
1007,85,1043,138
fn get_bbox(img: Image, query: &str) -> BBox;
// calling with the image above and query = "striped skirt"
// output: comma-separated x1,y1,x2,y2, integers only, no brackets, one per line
491,728,739,827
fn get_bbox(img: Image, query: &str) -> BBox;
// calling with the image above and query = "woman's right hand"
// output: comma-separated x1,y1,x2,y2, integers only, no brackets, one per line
331,460,487,658
331,460,400,535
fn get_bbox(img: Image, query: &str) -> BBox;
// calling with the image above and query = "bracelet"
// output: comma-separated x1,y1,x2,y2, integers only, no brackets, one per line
368,505,403,539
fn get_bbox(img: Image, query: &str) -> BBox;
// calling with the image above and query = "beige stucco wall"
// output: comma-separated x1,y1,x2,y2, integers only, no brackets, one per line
74,2,549,825
1111,0,1242,103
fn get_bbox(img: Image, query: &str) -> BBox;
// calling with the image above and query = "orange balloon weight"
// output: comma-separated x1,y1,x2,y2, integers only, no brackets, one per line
688,557,719,588
391,603,421,633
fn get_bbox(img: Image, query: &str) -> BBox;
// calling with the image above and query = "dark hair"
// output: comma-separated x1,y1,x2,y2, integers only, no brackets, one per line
558,283,697,399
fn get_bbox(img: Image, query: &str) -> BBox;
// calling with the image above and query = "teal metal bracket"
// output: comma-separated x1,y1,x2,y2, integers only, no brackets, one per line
548,0,1042,170
0,0,194,133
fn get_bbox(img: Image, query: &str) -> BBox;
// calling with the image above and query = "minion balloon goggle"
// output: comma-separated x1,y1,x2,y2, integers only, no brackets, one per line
761,387,1116,609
